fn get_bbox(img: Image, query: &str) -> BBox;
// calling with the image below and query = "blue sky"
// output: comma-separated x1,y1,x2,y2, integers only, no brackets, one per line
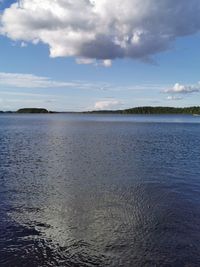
0,0,200,111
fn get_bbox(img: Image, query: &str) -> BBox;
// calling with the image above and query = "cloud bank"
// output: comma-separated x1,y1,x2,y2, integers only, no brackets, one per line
0,72,83,88
0,72,169,92
1,0,200,64
0,72,113,90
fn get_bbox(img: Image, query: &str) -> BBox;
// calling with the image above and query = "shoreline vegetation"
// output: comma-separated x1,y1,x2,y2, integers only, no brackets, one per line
0,106,200,115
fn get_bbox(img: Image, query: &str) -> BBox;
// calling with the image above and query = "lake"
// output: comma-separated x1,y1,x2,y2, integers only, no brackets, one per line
0,114,200,267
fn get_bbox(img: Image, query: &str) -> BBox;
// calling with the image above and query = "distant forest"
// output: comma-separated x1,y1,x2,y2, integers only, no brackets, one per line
0,106,200,114
89,106,200,115
122,106,200,114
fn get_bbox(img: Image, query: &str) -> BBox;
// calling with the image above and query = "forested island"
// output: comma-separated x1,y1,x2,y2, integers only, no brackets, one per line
17,108,49,113
0,108,49,113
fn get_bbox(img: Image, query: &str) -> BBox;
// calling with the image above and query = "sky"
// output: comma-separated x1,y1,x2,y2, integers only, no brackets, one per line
0,0,200,111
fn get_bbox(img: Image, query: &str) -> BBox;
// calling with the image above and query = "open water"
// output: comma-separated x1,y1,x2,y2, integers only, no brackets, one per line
0,114,200,267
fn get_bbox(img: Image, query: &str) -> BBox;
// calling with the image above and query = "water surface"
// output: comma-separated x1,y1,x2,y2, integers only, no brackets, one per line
0,114,200,266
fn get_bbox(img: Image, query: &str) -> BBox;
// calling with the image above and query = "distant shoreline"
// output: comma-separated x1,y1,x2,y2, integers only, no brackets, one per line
0,106,200,115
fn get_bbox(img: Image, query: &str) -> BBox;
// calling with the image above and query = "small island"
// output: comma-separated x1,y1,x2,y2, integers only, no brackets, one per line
17,108,49,114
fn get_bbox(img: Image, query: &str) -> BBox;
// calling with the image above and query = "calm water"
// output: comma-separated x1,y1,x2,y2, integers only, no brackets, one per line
0,114,200,267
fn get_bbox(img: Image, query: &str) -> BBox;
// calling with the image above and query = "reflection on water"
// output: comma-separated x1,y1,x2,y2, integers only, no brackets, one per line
0,114,200,266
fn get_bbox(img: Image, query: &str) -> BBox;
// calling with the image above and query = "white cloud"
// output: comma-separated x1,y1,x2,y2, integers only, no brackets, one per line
94,100,122,110
165,83,200,94
76,58,96,65
1,0,200,64
102,59,112,67
21,41,27,47
166,95,183,101
76,58,112,67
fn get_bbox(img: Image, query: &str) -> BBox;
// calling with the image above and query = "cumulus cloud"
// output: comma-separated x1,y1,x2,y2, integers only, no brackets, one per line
1,0,200,64
94,100,122,110
165,83,200,94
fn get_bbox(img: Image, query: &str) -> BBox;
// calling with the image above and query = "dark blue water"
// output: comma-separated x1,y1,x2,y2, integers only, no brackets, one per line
0,114,200,267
